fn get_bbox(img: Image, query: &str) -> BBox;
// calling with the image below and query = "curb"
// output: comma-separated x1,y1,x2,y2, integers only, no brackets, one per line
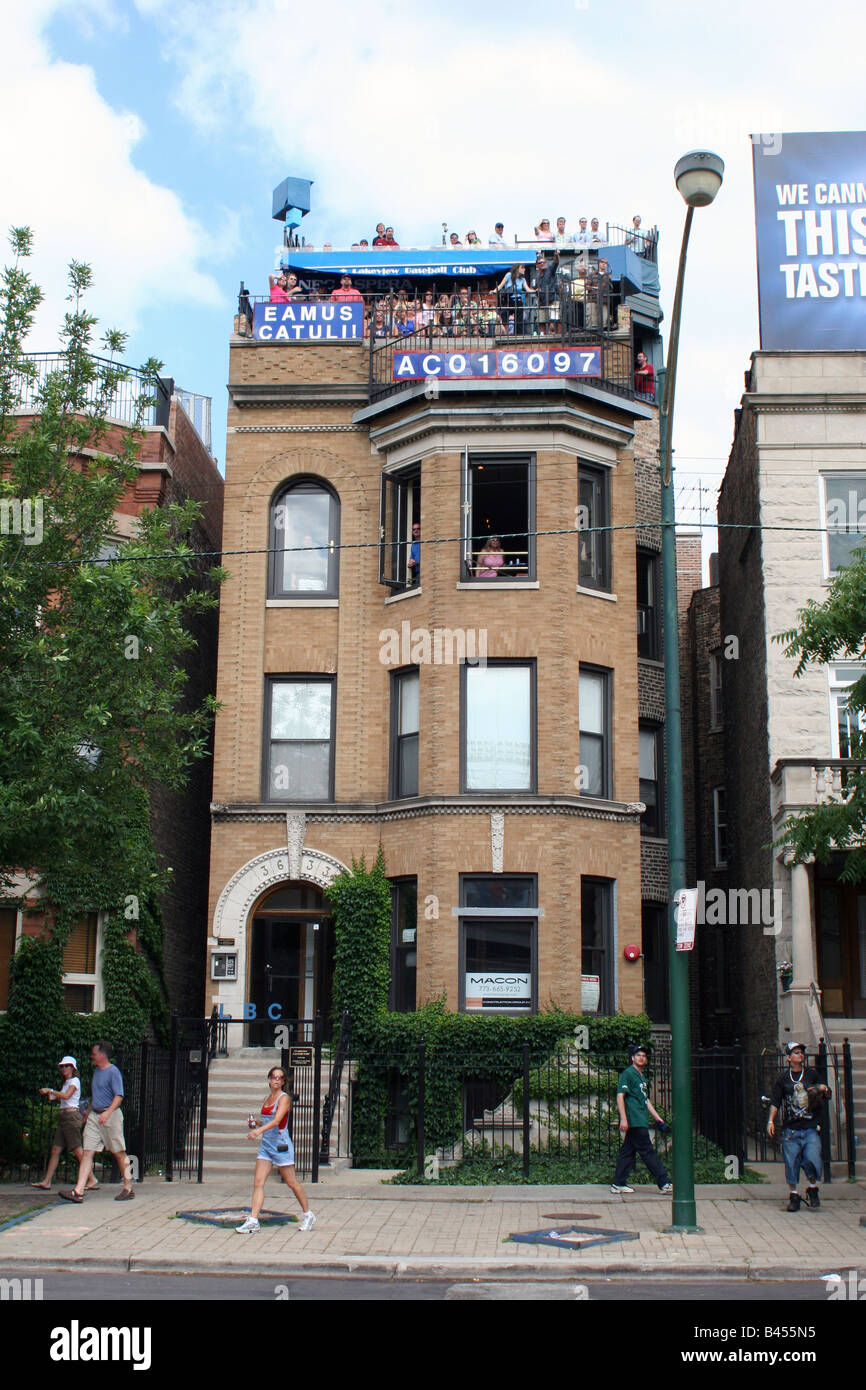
0,1252,855,1281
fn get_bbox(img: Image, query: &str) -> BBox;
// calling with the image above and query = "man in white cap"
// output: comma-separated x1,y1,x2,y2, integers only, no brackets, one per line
768,1042,831,1211
31,1056,98,1191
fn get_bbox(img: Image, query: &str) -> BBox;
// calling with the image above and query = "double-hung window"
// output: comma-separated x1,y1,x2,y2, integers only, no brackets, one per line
713,787,729,868
829,664,866,759
264,677,336,801
389,878,418,1013
579,666,611,799
709,650,724,730
461,661,536,792
581,878,614,1015
390,668,419,798
639,724,663,836
636,549,660,658
461,454,535,581
269,479,339,598
578,464,610,591
62,912,101,1012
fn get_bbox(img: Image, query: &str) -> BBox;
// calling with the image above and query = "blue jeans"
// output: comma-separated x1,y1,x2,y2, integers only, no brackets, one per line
782,1126,822,1188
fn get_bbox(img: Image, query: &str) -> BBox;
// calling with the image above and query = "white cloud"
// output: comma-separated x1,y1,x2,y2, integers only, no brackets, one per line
0,0,224,353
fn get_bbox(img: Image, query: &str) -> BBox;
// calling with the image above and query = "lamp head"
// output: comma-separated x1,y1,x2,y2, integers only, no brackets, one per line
674,150,724,208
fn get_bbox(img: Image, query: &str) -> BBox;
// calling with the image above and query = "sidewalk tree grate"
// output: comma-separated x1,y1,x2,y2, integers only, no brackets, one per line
175,1208,298,1228
509,1226,640,1250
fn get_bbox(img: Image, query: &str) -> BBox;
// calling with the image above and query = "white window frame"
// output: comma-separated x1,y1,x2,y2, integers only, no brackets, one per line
820,473,866,579
712,787,728,869
62,911,105,1013
828,664,866,758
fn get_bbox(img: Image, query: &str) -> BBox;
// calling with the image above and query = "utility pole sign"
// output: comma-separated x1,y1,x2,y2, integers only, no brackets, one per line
675,888,699,952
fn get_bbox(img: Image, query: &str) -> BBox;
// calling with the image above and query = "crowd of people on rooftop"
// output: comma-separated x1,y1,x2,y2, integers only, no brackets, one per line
282,213,655,256
260,213,657,398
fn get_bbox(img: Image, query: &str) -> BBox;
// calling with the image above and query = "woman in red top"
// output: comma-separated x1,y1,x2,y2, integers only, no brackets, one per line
235,1066,315,1234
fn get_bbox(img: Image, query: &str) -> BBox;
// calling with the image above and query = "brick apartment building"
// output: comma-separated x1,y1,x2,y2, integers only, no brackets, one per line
0,365,223,1019
206,231,671,1039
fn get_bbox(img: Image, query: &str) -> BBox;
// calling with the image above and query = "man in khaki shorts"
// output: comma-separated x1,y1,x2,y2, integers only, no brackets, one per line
60,1042,134,1202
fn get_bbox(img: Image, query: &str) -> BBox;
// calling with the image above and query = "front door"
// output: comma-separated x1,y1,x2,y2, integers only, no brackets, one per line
249,917,303,1045
816,876,866,1018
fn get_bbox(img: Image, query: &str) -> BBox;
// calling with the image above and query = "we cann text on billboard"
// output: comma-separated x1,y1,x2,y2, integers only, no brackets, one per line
752,130,866,350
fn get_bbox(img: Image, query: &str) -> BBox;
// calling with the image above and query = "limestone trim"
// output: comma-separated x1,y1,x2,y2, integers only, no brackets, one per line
211,798,643,825
491,811,505,872
211,844,348,942
230,424,364,433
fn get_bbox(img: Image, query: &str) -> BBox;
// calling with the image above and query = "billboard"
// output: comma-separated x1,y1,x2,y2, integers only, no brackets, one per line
752,131,866,349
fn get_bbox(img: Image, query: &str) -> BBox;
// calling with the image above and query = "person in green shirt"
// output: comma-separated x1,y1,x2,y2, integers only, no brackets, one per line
610,1044,672,1194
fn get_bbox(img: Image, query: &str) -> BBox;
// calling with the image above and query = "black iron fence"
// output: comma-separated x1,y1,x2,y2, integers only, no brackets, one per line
349,1041,857,1182
0,1011,229,1185
11,352,172,430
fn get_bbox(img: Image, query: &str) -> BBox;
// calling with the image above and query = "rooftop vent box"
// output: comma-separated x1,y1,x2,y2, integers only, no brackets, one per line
272,177,313,228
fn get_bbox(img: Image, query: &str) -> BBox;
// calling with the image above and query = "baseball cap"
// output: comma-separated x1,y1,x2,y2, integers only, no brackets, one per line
59,1055,77,1068
628,1043,650,1059
495,221,504,229
786,1041,806,1055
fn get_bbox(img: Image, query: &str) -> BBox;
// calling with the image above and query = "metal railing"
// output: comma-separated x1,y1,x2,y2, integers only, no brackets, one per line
349,1040,856,1181
10,352,173,430
175,387,213,453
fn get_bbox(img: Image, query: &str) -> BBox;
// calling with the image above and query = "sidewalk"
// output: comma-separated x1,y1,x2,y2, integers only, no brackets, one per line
2,1166,864,1281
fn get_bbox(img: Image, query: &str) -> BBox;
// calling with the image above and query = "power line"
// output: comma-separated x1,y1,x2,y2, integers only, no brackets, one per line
8,517,858,569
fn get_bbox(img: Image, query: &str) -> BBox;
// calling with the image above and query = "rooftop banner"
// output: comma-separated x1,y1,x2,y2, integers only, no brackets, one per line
281,249,518,277
253,301,364,341
752,130,866,349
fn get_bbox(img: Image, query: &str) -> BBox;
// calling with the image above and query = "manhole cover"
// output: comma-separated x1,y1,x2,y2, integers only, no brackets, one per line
177,1208,297,1228
510,1225,639,1250
541,1213,600,1221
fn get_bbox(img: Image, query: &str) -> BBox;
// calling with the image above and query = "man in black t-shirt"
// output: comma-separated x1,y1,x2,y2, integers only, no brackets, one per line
768,1042,831,1212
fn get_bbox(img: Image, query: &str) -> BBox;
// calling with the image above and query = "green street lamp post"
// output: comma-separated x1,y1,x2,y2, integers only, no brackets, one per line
658,150,724,1231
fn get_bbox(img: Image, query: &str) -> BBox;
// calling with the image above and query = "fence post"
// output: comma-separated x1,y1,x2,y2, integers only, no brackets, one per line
843,1039,856,1181
817,1040,832,1184
166,1016,178,1182
139,1040,150,1181
522,1043,531,1180
196,1021,208,1184
416,1039,426,1178
311,1014,322,1185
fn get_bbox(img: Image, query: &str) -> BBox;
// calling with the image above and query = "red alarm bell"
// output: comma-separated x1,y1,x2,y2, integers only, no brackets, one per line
623,943,641,962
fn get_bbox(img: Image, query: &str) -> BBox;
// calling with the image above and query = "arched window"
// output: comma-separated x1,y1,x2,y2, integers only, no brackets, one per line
269,478,339,598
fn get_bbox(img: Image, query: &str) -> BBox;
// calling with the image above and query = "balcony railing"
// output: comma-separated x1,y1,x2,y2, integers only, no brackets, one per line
11,352,173,431
369,286,637,403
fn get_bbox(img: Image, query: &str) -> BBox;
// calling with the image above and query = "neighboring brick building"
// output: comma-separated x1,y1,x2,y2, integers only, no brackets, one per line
677,539,735,1045
207,237,668,1039
719,351,866,1052
0,367,223,1020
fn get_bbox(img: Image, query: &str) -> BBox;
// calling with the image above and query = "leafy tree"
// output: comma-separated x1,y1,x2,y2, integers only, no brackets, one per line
0,227,224,1046
776,550,866,880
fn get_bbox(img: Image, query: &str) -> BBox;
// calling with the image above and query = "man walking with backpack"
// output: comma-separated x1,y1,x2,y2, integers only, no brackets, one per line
767,1042,831,1211
610,1044,672,1195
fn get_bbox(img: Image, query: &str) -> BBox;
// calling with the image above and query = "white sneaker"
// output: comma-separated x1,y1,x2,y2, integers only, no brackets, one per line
610,1184,634,1194
659,1183,673,1194
298,1211,316,1231
235,1216,260,1234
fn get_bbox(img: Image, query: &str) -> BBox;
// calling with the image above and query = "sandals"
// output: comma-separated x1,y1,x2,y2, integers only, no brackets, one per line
114,1189,135,1201
58,1189,84,1203
30,1182,52,1190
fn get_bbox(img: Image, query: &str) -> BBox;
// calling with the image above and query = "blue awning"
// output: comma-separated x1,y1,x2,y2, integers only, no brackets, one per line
280,248,520,278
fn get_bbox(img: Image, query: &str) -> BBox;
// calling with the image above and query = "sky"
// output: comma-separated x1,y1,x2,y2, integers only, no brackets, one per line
2,0,866,568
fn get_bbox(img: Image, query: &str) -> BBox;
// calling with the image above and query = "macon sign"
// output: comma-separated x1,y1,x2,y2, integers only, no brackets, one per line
253,302,364,340
465,972,532,1012
393,348,601,381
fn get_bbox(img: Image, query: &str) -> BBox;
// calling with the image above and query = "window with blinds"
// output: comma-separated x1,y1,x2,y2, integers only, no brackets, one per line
62,914,98,975
0,907,17,1010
